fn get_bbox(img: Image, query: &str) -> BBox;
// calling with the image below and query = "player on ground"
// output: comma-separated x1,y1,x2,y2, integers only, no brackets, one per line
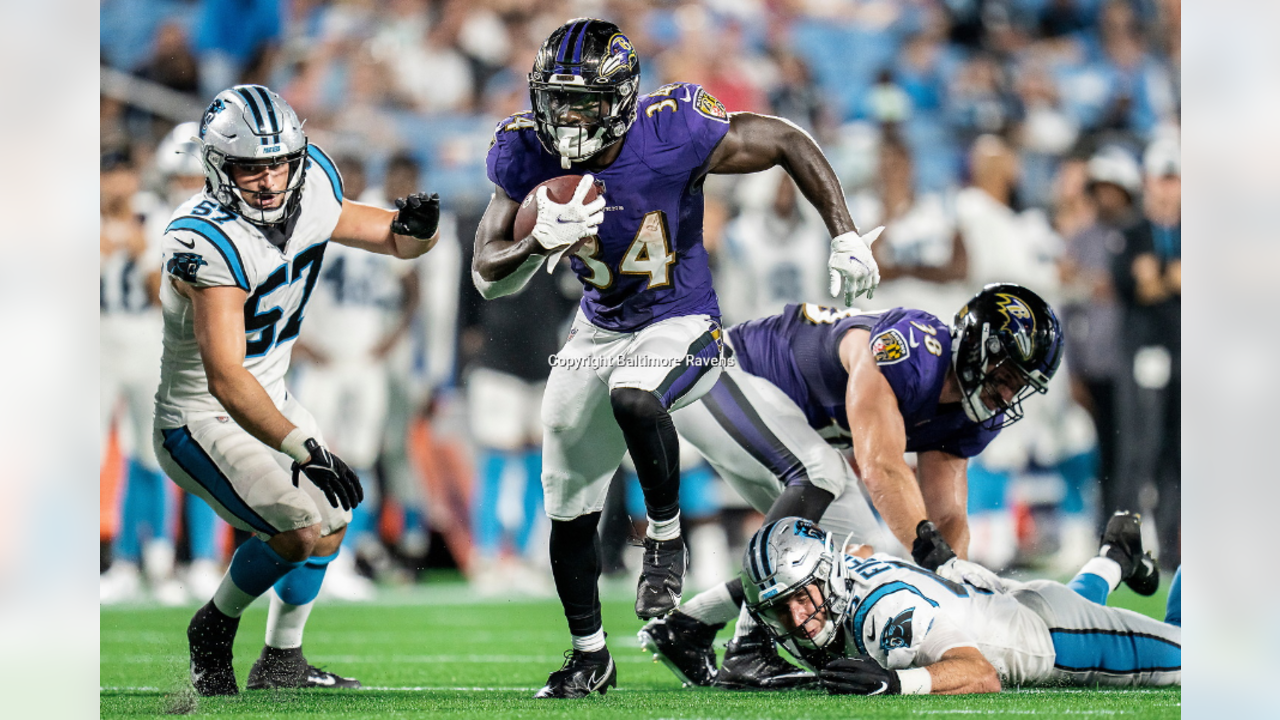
153,85,440,696
471,18,880,696
639,285,1154,689
472,18,882,699
740,515,1180,695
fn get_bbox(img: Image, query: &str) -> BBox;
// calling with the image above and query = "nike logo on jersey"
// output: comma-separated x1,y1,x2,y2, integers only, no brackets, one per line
176,237,196,249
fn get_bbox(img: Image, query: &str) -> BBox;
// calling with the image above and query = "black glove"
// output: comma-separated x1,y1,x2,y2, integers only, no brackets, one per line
911,520,956,571
291,438,363,511
391,192,440,239
820,657,901,696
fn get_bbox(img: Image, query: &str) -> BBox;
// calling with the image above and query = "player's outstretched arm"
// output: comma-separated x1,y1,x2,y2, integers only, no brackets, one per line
331,195,440,259
707,112,855,238
840,330,930,551
186,282,301,449
917,450,971,557
707,112,880,303
471,185,546,299
820,647,1000,696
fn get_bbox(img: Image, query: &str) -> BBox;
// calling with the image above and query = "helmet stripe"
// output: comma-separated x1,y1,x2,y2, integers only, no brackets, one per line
234,86,267,135
252,85,280,134
555,20,585,72
571,20,591,64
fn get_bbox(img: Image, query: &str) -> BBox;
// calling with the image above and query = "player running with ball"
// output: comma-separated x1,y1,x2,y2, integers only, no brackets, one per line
153,85,440,696
472,17,883,698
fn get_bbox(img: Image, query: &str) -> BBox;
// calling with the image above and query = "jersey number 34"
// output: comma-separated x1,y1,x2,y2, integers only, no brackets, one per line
577,210,675,290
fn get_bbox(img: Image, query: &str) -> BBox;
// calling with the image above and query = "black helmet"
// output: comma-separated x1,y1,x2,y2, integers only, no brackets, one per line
952,283,1064,429
528,18,640,168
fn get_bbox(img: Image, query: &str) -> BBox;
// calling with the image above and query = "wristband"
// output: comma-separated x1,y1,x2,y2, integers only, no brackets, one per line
280,428,313,464
897,667,932,695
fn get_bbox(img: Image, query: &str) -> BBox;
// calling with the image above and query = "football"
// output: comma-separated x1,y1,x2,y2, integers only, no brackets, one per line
512,174,604,251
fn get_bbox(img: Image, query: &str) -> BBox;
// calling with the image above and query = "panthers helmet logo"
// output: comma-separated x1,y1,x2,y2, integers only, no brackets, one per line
879,607,915,653
200,98,225,138
994,293,1036,360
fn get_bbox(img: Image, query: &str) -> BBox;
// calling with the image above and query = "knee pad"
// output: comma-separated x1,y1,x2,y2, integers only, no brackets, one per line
610,387,666,425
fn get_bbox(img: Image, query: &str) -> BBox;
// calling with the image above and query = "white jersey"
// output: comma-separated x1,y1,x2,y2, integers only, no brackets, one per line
153,144,345,427
297,240,408,362
808,554,1056,685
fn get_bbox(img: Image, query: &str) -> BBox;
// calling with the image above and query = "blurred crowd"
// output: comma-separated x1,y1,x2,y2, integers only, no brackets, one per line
100,0,1180,604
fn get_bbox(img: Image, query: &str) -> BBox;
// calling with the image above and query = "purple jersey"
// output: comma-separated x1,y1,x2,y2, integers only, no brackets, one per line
727,304,1000,458
486,82,730,332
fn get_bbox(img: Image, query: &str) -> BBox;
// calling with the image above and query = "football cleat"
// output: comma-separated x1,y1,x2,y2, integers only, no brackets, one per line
1100,511,1160,596
187,601,241,696
533,649,617,699
638,611,724,687
636,536,687,619
712,628,817,691
246,646,362,689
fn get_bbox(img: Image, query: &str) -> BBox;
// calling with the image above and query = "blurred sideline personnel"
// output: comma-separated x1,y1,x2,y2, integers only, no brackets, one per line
293,154,420,599
471,18,883,698
466,247,576,595
1114,136,1181,569
100,150,185,605
152,84,440,696
740,516,1180,695
642,286,1118,689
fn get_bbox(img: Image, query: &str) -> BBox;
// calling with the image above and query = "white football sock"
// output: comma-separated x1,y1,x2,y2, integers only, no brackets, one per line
211,572,257,618
1079,556,1124,592
647,512,681,541
571,629,606,653
732,603,758,639
677,581,740,625
265,591,315,649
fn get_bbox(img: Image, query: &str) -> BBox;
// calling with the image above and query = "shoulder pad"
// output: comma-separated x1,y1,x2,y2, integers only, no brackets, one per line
851,581,941,670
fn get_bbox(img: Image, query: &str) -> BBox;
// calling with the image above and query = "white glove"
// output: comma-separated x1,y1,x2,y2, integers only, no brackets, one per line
828,226,884,305
935,557,1006,594
531,174,605,253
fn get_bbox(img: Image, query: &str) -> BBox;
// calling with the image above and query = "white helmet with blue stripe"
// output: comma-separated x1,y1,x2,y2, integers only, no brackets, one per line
197,84,308,225
741,517,853,650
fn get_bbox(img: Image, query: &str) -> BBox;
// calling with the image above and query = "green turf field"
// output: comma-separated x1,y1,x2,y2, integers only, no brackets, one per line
100,577,1180,719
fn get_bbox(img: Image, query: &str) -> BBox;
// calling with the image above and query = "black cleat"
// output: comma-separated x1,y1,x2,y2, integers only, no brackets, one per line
712,628,816,691
1100,511,1160,597
534,648,617,699
246,645,362,689
187,601,240,696
636,536,687,619
638,611,724,687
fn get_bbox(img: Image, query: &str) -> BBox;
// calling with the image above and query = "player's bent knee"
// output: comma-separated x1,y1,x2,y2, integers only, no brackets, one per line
269,523,322,563
311,525,346,558
610,387,667,423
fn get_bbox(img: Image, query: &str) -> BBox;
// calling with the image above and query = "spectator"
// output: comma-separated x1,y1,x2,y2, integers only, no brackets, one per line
1111,135,1180,569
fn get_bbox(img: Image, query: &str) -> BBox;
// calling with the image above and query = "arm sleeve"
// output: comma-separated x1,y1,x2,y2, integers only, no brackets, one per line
471,253,546,300
162,221,250,291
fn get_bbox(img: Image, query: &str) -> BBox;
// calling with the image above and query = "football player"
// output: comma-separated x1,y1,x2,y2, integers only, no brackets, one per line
152,85,440,696
471,18,883,698
739,516,1180,695
638,284,1159,689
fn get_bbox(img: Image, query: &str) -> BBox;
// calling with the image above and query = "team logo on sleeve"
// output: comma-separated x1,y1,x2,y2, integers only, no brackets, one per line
694,88,729,123
879,608,915,653
167,252,208,283
871,329,909,365
994,293,1036,359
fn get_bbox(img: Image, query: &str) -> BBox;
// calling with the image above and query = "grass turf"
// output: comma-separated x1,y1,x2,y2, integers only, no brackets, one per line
100,577,1180,719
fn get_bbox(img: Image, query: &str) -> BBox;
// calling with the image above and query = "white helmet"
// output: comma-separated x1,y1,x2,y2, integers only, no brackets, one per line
197,85,308,225
741,518,853,650
1086,145,1142,198
155,121,204,178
